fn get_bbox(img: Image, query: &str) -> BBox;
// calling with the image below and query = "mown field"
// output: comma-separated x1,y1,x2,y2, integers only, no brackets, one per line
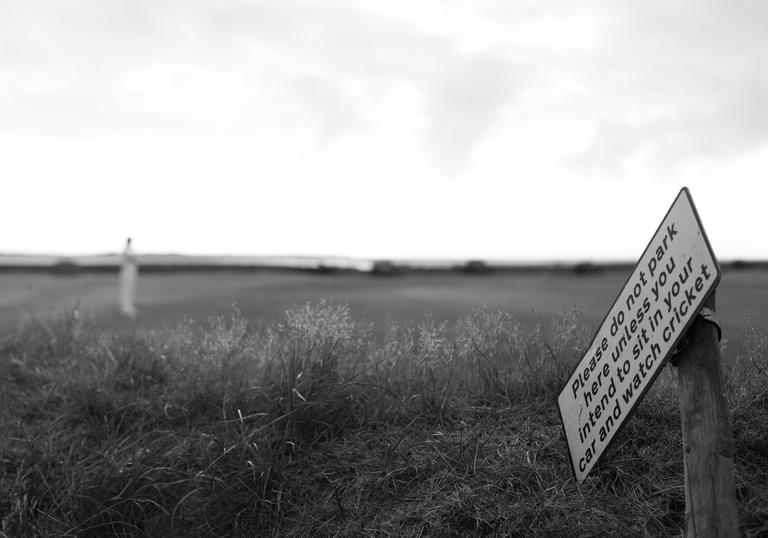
2,268,768,341
1,269,767,536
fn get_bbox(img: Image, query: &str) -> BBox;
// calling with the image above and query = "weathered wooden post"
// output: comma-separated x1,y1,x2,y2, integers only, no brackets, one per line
674,292,738,537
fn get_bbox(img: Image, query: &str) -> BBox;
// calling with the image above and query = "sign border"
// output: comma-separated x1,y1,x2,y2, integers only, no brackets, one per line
558,186,721,482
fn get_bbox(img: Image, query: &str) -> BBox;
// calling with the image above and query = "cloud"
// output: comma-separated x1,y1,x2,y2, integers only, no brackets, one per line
562,0,768,172
0,0,523,175
419,50,519,176
7,0,767,178
203,1,524,171
290,75,364,148
569,77,768,175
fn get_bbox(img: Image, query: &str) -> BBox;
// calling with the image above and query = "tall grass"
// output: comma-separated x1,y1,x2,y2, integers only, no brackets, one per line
1,301,766,536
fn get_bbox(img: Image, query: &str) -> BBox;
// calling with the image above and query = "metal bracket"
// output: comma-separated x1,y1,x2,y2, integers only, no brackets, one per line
698,307,722,343
670,307,722,367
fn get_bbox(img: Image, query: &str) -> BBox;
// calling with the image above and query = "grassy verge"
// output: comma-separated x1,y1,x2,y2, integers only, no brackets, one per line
1,302,766,537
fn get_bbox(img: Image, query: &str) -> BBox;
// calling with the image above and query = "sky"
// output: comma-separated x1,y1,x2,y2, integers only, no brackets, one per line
2,0,767,261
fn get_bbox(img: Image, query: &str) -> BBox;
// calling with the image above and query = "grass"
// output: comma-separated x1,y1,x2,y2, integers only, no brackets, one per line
0,301,767,537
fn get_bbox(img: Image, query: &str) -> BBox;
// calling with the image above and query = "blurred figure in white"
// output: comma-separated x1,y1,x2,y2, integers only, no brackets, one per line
119,237,138,318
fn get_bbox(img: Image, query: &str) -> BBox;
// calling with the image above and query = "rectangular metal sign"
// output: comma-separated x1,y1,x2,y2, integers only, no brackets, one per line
558,187,720,483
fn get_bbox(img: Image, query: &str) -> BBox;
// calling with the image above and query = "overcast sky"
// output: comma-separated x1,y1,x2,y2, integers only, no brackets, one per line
2,0,767,261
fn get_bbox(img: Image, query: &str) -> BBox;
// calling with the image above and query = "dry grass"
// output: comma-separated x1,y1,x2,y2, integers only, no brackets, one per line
1,302,766,537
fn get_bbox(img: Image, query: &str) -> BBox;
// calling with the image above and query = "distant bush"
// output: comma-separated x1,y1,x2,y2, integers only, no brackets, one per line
51,258,82,276
573,262,601,275
463,260,491,274
371,260,400,276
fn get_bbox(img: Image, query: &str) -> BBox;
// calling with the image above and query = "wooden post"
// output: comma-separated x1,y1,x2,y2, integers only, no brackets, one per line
675,291,738,537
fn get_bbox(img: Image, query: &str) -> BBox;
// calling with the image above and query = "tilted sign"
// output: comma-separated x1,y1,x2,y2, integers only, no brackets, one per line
558,187,720,483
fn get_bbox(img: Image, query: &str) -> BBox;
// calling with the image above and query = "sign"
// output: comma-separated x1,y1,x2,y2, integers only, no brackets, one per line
558,187,720,483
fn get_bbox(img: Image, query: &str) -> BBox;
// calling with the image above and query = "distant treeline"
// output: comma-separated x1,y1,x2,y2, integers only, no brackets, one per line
1,258,765,276
0,262,332,276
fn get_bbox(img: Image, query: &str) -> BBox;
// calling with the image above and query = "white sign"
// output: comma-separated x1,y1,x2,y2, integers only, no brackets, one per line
558,187,720,483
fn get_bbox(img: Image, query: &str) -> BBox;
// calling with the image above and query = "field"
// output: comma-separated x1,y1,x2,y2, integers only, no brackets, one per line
1,269,767,536
3,268,768,341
